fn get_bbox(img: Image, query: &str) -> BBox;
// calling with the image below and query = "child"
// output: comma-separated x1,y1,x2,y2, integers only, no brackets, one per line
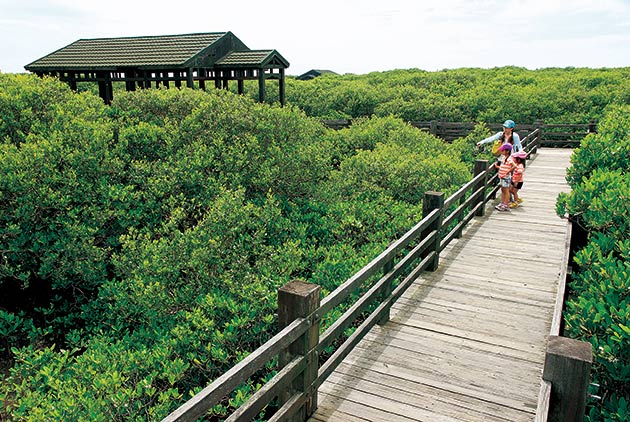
509,151,527,208
494,143,515,212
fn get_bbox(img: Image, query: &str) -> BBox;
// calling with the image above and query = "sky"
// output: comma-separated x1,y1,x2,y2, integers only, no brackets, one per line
1,0,629,76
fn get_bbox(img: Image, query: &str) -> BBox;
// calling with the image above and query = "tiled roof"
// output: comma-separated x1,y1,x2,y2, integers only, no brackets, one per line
25,33,227,70
215,50,274,66
215,50,289,68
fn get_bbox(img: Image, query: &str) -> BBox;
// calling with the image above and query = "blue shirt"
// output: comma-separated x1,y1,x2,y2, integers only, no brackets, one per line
478,131,523,152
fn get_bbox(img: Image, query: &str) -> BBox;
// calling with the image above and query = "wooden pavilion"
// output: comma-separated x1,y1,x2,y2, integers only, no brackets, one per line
24,32,289,105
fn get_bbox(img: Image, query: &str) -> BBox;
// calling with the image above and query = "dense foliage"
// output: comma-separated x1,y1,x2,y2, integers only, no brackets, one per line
277,67,630,124
556,104,630,421
2,64,628,420
0,74,481,420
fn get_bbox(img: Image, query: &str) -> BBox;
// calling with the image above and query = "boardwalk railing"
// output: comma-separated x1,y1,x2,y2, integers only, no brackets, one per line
535,218,593,422
163,130,565,422
322,119,596,146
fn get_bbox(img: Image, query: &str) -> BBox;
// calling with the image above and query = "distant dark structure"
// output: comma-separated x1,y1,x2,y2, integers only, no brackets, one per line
25,32,289,105
296,69,337,80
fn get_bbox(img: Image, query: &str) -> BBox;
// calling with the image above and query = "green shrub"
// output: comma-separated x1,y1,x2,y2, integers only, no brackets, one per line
287,67,630,124
0,74,483,420
566,104,630,186
556,104,630,420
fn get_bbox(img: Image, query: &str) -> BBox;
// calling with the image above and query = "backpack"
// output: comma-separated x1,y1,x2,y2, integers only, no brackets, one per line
491,132,514,156
491,139,502,156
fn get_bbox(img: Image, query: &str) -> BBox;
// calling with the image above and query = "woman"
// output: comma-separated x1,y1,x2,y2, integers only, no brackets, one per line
477,119,523,153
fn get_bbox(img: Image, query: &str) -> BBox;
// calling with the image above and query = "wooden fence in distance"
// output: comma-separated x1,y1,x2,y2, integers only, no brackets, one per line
322,119,597,146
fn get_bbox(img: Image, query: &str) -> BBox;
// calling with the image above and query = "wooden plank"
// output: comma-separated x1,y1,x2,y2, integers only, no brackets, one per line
322,370,523,422
535,380,552,422
308,394,371,422
363,323,541,364
348,335,543,388
310,149,572,422
312,392,417,422
329,354,538,416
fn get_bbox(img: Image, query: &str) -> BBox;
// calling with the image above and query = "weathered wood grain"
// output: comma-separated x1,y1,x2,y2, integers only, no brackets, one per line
309,148,572,422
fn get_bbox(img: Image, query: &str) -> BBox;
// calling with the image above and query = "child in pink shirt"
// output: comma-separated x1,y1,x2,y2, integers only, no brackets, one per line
510,152,527,208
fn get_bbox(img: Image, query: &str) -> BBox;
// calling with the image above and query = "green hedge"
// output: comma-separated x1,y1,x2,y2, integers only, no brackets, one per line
0,74,479,420
279,67,630,123
557,104,630,421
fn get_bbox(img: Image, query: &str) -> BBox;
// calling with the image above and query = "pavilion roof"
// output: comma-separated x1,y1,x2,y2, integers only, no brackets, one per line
25,32,246,71
215,50,289,68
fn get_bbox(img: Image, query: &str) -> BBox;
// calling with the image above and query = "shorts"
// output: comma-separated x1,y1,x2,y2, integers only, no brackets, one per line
512,181,524,190
499,177,511,188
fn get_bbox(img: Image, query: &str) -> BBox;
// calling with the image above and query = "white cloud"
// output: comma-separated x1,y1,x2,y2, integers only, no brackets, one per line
1,0,629,74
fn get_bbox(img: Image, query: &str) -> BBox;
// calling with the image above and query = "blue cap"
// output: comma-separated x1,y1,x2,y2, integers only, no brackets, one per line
503,120,516,129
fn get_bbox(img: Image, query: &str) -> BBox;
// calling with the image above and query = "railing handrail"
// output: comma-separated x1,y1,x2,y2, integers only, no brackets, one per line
163,125,544,422
162,318,310,422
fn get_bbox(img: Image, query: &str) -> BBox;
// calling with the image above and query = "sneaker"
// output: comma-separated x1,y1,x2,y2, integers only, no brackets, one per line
495,204,510,212
517,198,523,203
509,202,519,208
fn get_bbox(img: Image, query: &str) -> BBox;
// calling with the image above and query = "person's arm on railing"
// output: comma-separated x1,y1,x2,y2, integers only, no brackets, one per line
476,132,501,147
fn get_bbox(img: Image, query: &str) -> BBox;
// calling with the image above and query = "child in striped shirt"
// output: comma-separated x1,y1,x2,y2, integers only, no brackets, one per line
494,143,516,212
509,151,527,208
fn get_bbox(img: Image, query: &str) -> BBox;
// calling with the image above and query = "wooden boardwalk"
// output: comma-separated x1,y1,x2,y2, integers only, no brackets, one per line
309,148,573,422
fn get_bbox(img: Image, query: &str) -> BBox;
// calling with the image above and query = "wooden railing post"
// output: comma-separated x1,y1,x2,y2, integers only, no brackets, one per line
542,335,592,422
422,191,444,271
473,160,489,217
455,195,466,239
534,120,544,152
278,281,321,421
429,120,437,135
378,257,395,326
588,120,597,134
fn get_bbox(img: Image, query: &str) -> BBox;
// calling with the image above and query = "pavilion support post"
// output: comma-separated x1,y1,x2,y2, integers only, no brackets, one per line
198,78,205,90
422,191,444,271
97,72,113,105
258,70,266,103
543,336,592,422
125,71,136,92
280,68,286,106
474,160,489,217
238,79,244,95
186,68,194,89
105,75,113,104
278,281,320,422
68,76,77,92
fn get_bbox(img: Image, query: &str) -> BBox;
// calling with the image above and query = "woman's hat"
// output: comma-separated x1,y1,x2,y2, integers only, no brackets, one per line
512,151,527,159
498,143,513,152
503,120,516,129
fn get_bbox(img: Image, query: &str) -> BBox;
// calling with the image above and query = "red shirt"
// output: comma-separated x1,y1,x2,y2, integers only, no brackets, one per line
498,157,515,178
512,163,525,183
